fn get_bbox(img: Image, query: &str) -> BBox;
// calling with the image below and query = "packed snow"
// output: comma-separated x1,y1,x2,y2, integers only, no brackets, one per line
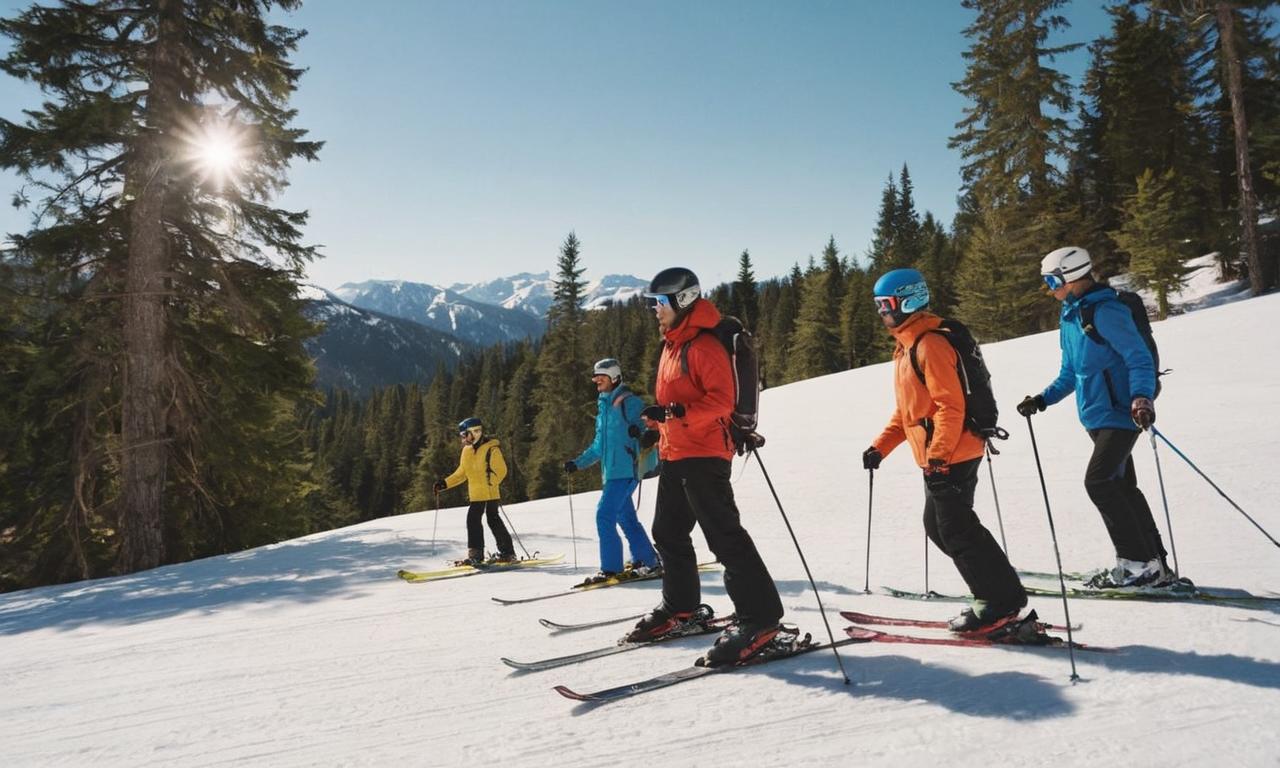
3,289,1279,766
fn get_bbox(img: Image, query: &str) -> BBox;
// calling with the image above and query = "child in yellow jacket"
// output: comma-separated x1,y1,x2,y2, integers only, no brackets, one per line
433,417,514,565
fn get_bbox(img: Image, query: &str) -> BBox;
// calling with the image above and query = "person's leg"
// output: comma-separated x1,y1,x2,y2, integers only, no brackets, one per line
925,458,1025,609
613,478,658,568
484,500,515,557
594,479,629,573
681,457,784,627
1085,429,1158,562
651,461,701,613
465,502,485,552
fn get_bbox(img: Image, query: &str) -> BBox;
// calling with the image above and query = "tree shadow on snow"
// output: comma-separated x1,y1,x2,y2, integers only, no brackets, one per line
0,526,570,636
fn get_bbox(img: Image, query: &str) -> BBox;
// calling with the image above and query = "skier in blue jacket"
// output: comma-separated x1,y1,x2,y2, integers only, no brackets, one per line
1017,246,1173,588
564,358,660,585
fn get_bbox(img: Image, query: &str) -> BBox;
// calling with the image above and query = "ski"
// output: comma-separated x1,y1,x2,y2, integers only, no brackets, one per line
845,626,1116,654
504,609,733,671
539,613,644,632
839,610,1079,633
552,629,870,703
1016,569,1280,604
882,583,1278,608
491,561,720,605
397,554,565,583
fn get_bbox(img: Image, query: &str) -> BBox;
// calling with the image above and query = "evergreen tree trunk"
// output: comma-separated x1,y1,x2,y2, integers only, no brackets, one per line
1216,1,1265,294
119,0,185,572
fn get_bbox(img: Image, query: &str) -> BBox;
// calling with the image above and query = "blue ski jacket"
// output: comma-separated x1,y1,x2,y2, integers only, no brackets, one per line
1040,285,1157,431
573,385,647,482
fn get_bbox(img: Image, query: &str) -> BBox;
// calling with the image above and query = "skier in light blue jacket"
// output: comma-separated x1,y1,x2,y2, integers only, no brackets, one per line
564,358,660,584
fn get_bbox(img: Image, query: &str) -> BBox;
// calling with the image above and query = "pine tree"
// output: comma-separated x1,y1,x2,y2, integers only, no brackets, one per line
950,0,1081,337
787,239,843,381
526,233,593,498
868,174,899,273
0,0,323,580
1110,168,1194,318
730,249,759,331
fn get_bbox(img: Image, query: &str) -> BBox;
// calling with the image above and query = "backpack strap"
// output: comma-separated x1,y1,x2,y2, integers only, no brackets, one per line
483,442,495,483
908,329,946,384
1079,302,1106,345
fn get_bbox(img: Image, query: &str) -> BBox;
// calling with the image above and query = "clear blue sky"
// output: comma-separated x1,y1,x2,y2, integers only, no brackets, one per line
0,1,1116,290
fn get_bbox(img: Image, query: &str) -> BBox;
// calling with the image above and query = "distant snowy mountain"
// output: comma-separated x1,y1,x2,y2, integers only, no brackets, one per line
333,280,544,347
300,286,471,394
450,272,649,316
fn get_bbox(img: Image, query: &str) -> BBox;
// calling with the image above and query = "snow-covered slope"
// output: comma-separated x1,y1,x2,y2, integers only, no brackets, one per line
3,294,1279,766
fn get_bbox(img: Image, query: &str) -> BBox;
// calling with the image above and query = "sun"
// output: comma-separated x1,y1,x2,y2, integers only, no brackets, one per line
180,117,251,191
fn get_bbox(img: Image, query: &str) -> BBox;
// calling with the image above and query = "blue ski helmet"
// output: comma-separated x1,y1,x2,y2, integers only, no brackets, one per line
872,268,930,324
457,416,483,439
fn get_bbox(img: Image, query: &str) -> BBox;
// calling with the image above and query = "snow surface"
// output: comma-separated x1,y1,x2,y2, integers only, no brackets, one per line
3,291,1280,766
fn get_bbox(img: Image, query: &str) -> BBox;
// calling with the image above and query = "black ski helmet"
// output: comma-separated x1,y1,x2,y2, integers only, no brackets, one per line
457,416,483,436
644,267,701,313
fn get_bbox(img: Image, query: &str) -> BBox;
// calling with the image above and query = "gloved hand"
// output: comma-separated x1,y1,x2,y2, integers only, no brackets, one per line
432,479,447,493
862,447,882,471
639,429,660,449
641,405,667,423
628,424,642,439
1017,394,1046,418
1131,396,1156,429
923,458,949,476
563,460,577,474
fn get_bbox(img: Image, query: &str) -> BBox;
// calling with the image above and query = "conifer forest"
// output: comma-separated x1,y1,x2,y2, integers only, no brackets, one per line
2,0,1279,590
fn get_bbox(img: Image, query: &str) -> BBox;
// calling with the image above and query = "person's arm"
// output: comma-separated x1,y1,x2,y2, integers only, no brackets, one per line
443,452,466,489
916,335,966,463
1041,327,1076,406
672,336,735,428
573,412,603,469
1094,300,1157,399
488,445,508,487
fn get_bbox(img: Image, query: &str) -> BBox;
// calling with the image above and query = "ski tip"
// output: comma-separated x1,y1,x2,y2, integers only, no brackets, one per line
845,626,881,640
537,618,555,629
500,658,529,670
552,685,598,702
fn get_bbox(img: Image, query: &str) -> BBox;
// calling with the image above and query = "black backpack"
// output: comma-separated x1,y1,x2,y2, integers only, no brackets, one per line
678,316,763,454
908,319,1007,441
1080,290,1164,397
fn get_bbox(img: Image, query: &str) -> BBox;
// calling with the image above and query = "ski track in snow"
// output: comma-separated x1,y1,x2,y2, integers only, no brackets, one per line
2,292,1280,766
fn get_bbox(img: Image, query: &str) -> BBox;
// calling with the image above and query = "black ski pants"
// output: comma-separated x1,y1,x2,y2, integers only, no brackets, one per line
1085,428,1167,563
651,457,784,627
922,457,1025,608
467,500,514,556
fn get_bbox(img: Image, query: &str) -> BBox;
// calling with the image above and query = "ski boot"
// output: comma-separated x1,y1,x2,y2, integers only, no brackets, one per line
454,548,486,567
698,618,785,667
623,604,714,643
579,570,617,586
948,594,1027,634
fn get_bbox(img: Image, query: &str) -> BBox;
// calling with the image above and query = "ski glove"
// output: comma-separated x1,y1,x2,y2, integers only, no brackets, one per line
563,460,577,474
639,429,660,449
923,458,949,476
862,447,882,471
1017,394,1046,417
432,479,447,493
1131,397,1156,429
641,403,686,423
628,424,642,439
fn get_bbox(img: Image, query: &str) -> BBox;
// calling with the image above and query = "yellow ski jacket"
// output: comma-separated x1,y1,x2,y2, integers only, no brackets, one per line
442,437,507,502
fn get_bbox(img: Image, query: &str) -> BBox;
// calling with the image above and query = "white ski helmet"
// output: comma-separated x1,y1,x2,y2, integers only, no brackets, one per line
591,357,622,384
1040,246,1093,289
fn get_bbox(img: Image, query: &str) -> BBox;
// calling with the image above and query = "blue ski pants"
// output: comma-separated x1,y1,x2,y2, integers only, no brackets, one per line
596,478,657,573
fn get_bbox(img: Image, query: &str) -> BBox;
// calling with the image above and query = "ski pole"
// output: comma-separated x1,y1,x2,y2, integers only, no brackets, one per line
567,474,579,570
1025,414,1081,682
1148,430,1180,577
863,468,873,595
752,447,851,685
1152,426,1279,549
985,441,1008,555
431,490,440,555
924,533,930,595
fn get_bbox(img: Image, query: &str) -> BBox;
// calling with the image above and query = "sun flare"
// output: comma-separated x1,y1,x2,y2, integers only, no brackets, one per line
181,118,251,190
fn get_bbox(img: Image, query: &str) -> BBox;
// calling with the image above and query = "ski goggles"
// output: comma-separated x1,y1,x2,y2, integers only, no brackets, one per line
1041,270,1067,291
646,294,673,310
873,296,899,314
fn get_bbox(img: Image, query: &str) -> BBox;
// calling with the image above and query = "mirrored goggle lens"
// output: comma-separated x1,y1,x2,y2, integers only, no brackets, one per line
652,294,671,307
873,296,898,314
1042,272,1066,290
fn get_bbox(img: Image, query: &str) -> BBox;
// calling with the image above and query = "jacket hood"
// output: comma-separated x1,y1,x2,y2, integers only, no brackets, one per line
664,298,721,345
